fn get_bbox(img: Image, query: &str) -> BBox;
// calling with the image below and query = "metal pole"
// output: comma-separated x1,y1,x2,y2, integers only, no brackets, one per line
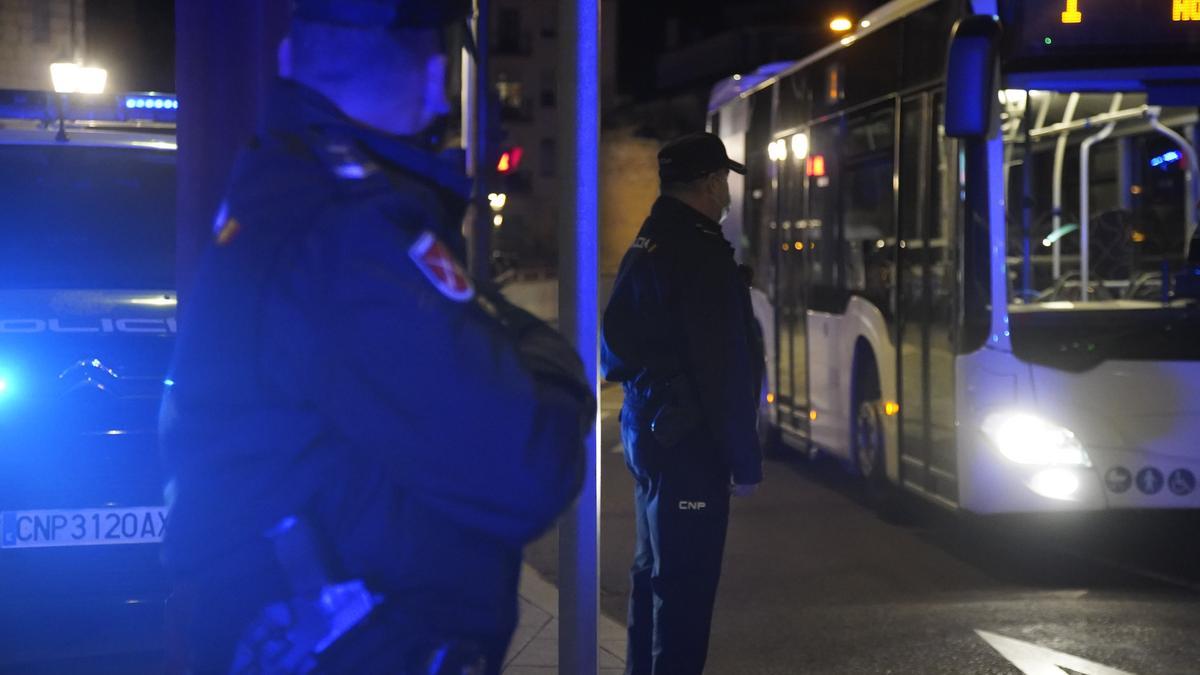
174,0,288,300
1020,91,1033,299
1078,94,1124,302
557,0,600,673
1148,113,1200,257
1051,92,1080,281
467,0,493,281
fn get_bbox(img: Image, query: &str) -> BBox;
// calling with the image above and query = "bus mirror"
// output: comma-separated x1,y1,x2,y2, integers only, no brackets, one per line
944,15,1001,138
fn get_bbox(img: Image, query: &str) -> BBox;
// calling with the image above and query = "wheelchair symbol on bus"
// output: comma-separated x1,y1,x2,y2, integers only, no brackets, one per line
1168,469,1196,496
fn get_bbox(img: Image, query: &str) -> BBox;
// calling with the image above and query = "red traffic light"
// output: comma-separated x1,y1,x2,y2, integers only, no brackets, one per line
497,146,524,174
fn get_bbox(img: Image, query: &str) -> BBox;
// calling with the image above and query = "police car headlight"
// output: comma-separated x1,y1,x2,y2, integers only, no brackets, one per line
981,411,1091,467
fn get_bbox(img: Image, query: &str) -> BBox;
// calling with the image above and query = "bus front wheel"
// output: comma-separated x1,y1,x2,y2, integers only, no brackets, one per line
853,387,908,521
853,398,885,485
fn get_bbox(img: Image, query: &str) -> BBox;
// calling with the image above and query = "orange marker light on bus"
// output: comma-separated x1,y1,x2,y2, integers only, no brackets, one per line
809,409,818,421
806,155,826,177
767,393,776,404
885,401,900,416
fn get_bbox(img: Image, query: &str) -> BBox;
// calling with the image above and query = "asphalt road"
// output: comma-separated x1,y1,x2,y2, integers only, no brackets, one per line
524,387,1200,675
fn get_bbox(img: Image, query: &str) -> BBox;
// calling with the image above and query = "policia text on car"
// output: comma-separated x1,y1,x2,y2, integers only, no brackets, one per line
159,1,593,673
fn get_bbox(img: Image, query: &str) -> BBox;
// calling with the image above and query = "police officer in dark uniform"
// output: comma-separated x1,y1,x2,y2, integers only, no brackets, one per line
602,132,763,675
160,2,592,672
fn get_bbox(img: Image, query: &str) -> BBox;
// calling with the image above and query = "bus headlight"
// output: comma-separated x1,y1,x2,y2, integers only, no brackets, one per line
1028,468,1081,501
981,412,1091,467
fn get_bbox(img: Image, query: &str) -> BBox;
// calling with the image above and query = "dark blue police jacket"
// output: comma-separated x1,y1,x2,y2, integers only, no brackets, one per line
601,196,762,485
160,80,589,650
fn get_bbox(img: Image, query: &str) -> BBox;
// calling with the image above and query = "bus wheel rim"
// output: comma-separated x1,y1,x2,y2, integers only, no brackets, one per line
856,401,881,478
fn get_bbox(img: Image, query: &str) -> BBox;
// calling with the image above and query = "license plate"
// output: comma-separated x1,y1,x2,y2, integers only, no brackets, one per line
1,507,166,549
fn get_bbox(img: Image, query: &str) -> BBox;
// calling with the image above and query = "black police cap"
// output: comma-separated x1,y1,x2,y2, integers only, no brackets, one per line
293,0,472,29
658,132,746,183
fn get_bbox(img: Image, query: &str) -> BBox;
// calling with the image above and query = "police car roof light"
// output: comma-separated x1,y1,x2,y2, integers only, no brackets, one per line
122,95,178,113
0,89,177,125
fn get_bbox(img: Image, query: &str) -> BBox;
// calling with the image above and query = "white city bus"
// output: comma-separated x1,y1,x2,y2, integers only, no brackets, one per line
709,0,1200,513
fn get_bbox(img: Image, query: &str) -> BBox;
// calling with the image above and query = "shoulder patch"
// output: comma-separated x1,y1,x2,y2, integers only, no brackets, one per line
216,217,242,246
212,200,242,246
408,231,475,302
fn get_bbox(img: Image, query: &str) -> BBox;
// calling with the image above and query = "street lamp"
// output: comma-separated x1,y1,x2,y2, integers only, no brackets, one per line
49,62,108,141
829,17,853,32
50,62,107,94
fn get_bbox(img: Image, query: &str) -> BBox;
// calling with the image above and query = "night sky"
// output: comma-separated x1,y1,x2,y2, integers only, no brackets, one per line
88,0,892,97
85,0,174,93
618,0,891,98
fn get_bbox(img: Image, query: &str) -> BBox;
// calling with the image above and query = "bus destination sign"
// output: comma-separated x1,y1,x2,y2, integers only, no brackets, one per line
1005,0,1200,60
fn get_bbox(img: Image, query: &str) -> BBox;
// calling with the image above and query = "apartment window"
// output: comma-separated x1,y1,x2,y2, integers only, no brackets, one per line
32,2,51,43
540,68,556,108
496,72,525,111
497,7,522,53
540,4,558,38
540,138,556,177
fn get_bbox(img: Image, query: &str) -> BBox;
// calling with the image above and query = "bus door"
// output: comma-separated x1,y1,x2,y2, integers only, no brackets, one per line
805,117,843,446
772,131,811,435
897,92,960,505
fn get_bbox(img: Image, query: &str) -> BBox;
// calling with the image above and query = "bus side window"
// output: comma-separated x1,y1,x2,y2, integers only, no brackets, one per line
840,104,897,316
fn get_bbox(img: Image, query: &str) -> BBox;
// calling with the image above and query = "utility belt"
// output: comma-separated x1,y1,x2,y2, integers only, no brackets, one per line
625,374,701,448
228,516,488,675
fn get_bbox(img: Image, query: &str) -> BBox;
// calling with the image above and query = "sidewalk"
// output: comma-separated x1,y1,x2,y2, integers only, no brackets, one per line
501,565,627,674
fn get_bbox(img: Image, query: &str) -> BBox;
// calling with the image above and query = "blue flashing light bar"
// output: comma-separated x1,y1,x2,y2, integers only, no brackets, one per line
0,89,177,125
1150,150,1182,169
123,95,179,111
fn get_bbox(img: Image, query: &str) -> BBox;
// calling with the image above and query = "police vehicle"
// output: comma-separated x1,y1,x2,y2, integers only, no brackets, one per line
710,0,1200,514
0,88,176,668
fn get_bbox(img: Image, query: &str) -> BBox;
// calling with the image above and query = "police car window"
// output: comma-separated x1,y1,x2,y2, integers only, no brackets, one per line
0,145,175,289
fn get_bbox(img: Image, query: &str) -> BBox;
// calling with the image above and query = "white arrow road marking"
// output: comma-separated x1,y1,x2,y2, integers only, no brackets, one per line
976,630,1138,675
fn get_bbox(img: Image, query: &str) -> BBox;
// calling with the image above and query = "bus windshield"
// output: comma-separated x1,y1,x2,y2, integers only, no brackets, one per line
0,144,176,290
1001,88,1200,365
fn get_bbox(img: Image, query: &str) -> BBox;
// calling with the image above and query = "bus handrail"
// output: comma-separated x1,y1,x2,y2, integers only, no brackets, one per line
1030,104,1151,139
1078,94,1124,302
1146,110,1200,260
1049,93,1081,280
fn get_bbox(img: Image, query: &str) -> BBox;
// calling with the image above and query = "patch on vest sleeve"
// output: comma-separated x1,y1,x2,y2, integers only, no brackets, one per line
407,231,475,302
212,200,242,246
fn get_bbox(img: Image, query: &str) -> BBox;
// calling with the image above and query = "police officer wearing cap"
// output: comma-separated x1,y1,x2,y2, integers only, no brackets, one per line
160,2,592,673
602,132,763,674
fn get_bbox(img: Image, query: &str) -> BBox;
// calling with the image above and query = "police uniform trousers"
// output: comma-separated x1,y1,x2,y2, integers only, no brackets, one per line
621,409,731,675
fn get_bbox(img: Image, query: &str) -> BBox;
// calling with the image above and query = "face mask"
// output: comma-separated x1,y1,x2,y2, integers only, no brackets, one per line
711,182,732,224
